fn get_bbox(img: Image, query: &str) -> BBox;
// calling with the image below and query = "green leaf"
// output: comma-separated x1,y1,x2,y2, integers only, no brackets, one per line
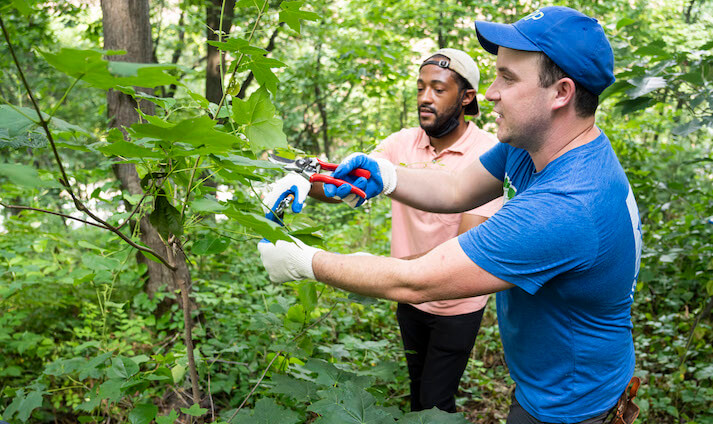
193,236,231,255
672,119,704,136
0,163,61,189
246,56,286,95
279,1,320,33
38,48,178,91
156,410,180,424
616,97,655,114
626,76,667,98
222,207,292,243
149,195,184,240
97,140,163,159
208,38,268,55
129,115,241,154
398,408,470,423
232,398,300,424
297,281,318,311
97,379,123,404
4,388,46,423
308,381,393,424
232,87,287,152
0,105,89,149
268,374,318,402
616,17,636,30
304,358,372,387
108,356,140,379
181,404,208,417
11,0,33,15
129,403,158,424
191,196,227,212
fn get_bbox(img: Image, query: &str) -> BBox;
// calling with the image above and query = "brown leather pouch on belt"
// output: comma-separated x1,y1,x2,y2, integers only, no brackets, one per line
607,376,641,424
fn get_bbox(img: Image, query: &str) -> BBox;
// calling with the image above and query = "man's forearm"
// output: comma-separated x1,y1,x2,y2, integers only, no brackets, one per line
389,165,502,214
312,251,427,304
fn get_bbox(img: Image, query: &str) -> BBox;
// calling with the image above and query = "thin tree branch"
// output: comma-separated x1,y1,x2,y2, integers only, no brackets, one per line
1,16,176,271
0,202,108,230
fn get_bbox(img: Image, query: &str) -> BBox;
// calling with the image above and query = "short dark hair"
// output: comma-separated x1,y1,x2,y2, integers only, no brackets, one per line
537,53,599,117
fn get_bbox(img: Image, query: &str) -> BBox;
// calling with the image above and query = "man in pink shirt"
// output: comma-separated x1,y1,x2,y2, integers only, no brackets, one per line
263,48,500,413
365,49,501,413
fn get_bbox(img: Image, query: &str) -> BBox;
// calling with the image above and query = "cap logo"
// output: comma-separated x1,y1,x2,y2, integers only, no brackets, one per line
522,10,544,21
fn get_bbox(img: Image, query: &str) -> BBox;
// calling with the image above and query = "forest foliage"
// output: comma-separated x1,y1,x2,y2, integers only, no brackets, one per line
1,0,712,423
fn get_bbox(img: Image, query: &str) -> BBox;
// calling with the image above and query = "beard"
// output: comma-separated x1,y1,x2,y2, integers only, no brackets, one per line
419,98,463,138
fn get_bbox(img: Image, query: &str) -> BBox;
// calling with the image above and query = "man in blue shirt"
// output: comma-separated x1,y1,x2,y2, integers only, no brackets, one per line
259,7,642,423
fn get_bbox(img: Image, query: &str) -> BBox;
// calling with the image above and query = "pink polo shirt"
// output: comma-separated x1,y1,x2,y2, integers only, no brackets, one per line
371,122,502,316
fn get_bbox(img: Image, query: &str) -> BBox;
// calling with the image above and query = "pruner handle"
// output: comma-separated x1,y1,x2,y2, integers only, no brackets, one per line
309,174,366,198
316,159,371,179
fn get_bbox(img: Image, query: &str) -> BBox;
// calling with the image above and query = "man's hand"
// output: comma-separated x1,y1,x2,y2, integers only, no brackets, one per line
257,238,322,283
323,153,397,207
263,172,312,222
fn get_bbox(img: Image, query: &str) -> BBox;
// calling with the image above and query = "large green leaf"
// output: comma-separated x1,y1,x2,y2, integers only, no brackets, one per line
222,206,293,243
4,388,46,423
129,403,158,424
0,163,61,189
0,105,89,149
130,115,241,154
309,381,394,424
149,195,184,240
107,356,140,379
267,374,319,402
232,398,300,424
192,236,230,255
279,1,320,33
38,48,178,91
231,87,287,152
626,76,667,98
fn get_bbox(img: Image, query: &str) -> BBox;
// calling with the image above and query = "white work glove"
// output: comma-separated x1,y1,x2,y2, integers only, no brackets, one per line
322,153,397,208
257,238,322,283
262,172,312,222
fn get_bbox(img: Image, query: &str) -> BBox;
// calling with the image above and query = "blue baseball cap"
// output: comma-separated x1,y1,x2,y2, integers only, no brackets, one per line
474,6,615,95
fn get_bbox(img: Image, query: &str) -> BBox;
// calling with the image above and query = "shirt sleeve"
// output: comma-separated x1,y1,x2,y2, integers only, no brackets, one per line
457,191,599,294
479,142,509,181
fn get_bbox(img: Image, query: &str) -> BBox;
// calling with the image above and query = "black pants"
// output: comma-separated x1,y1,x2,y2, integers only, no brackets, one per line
507,393,613,424
396,303,485,413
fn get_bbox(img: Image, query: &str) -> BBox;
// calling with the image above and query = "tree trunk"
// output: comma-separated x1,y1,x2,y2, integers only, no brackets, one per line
100,0,191,301
206,0,236,104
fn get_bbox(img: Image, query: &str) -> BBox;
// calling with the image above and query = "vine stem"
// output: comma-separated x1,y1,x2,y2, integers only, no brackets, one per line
0,15,175,271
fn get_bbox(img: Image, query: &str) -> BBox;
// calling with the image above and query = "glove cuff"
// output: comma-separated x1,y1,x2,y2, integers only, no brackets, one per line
376,158,397,196
294,243,319,280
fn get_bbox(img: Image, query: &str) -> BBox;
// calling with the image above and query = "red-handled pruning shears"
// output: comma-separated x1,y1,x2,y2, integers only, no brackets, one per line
268,154,371,199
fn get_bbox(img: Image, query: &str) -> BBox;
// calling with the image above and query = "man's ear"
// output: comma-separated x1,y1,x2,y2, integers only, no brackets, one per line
552,78,576,111
462,88,477,108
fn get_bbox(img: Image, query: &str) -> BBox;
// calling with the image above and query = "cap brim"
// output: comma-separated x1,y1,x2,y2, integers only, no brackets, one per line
475,21,540,55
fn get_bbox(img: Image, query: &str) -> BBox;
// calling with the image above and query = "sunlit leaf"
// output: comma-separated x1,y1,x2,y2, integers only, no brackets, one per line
232,87,287,152
626,76,667,98
279,1,320,33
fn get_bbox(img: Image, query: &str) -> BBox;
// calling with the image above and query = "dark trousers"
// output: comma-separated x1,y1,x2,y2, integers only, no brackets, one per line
507,393,613,424
396,302,485,413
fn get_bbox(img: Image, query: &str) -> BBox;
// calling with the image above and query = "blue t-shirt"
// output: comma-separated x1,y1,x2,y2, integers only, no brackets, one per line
458,131,641,423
